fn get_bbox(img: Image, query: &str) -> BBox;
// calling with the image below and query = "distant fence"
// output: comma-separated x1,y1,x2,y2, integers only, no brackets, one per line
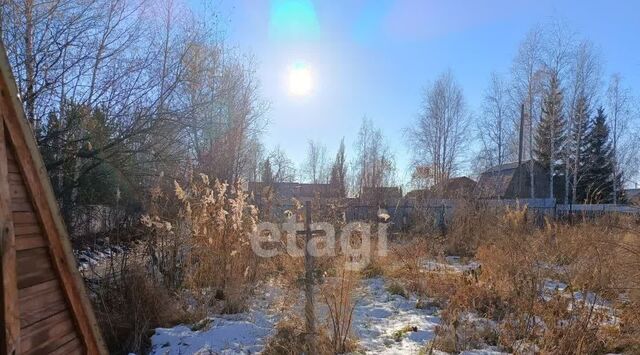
255,198,640,231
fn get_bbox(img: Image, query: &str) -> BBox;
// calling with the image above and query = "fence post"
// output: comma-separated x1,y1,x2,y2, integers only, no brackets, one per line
303,201,316,352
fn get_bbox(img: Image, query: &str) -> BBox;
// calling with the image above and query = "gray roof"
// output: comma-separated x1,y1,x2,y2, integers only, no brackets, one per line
475,160,537,198
626,188,640,199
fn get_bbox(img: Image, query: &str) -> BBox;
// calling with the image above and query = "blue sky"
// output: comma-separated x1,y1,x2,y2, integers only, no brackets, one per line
213,0,640,184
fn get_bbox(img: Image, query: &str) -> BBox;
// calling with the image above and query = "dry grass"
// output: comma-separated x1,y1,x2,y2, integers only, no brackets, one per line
140,174,261,313
91,187,640,354
91,260,184,354
320,267,359,353
431,208,640,354
262,315,335,355
381,203,640,354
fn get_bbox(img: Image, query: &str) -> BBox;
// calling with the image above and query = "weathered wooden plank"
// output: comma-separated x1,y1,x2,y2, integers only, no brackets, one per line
28,331,78,355
20,298,68,329
0,112,19,354
8,172,20,183
9,182,27,199
16,233,47,250
6,156,18,173
20,310,75,353
11,200,33,212
20,286,66,328
12,211,37,224
14,224,40,236
50,336,83,355
18,279,59,300
17,248,56,289
17,247,50,267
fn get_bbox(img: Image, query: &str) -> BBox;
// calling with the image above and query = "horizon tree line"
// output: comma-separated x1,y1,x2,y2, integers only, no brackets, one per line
2,3,638,212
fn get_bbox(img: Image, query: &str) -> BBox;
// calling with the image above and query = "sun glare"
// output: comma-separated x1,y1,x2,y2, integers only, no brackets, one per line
288,63,313,96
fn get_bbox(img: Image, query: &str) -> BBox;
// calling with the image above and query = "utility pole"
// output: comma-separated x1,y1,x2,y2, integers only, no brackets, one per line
518,103,525,195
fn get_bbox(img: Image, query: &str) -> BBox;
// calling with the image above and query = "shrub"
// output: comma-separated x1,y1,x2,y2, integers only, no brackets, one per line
387,281,408,298
262,316,334,355
91,259,184,354
321,268,359,353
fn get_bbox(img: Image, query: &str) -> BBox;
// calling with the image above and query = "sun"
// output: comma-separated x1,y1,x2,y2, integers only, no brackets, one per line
288,63,313,96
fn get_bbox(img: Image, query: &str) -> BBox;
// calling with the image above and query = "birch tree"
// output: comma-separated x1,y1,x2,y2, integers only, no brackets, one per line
511,26,545,198
408,70,469,190
567,41,601,203
353,117,396,196
478,72,513,169
607,74,635,204
303,140,328,184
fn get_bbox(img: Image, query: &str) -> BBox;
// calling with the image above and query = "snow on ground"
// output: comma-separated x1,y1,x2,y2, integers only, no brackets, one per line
148,257,501,355
422,256,480,274
353,278,441,354
541,278,619,326
149,281,286,355
150,314,273,354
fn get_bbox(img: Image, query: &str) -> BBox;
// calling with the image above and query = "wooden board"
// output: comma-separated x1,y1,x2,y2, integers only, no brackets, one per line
0,107,19,354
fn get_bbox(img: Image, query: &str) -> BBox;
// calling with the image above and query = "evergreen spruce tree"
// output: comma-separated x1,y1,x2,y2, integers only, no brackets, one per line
534,71,566,199
582,107,617,203
571,94,592,203
261,158,273,184
329,138,347,198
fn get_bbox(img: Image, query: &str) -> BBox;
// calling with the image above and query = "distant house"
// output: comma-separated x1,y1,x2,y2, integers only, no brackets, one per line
247,181,341,205
359,186,403,206
475,161,551,199
406,176,476,200
626,188,640,205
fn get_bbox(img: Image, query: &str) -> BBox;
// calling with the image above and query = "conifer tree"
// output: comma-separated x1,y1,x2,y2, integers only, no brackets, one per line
581,107,617,203
329,138,347,198
261,158,273,184
570,94,592,203
535,71,566,199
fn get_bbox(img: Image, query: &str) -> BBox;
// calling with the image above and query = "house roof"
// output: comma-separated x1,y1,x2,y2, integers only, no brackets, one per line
0,39,106,353
626,188,640,200
407,176,476,199
475,160,539,199
248,181,342,199
360,186,403,198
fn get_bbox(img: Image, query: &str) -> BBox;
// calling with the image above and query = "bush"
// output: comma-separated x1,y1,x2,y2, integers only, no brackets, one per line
262,316,334,355
91,260,184,354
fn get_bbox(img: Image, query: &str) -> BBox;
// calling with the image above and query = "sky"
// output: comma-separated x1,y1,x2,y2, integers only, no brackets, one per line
210,0,640,186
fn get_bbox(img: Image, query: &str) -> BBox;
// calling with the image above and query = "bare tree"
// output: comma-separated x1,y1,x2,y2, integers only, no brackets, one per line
267,146,296,183
407,70,469,191
511,25,545,198
353,117,396,197
478,72,513,169
303,140,328,184
607,74,636,203
1,0,267,227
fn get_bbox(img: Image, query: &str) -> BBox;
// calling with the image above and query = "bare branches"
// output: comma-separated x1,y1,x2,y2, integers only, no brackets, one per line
353,117,396,196
408,70,469,189
303,140,328,184
1,0,267,228
477,72,514,171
